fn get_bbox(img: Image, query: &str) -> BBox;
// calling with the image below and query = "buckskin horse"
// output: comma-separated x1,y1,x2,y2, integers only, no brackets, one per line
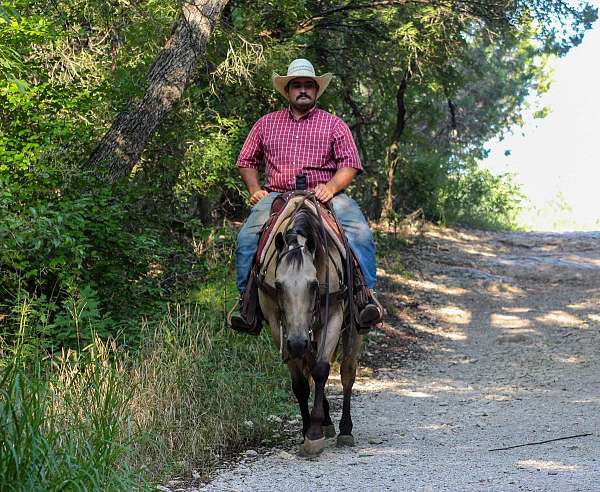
256,192,362,455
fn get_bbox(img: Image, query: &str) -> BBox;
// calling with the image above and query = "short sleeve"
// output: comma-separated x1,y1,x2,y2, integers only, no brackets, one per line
237,118,264,170
331,120,363,173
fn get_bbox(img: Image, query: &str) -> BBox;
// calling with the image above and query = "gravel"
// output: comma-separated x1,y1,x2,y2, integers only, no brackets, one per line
198,229,600,492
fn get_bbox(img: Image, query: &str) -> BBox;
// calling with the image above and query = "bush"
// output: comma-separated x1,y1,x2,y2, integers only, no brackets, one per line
438,159,524,230
1,282,293,488
0,178,171,348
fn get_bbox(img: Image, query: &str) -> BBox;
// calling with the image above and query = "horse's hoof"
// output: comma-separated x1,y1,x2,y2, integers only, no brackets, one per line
323,424,336,438
301,437,326,456
336,434,355,447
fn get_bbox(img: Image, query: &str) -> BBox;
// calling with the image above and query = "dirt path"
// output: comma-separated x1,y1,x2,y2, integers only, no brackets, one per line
200,228,600,491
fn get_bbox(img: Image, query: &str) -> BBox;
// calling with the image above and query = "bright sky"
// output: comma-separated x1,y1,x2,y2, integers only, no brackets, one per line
482,11,600,231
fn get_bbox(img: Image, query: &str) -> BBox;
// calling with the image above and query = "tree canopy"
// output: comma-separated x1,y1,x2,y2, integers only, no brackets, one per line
0,0,597,343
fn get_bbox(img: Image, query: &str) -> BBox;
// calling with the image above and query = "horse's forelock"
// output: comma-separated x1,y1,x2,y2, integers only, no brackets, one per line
279,208,320,271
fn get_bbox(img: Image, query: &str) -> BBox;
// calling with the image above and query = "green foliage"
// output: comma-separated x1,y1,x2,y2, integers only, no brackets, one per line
1,274,293,488
438,160,524,230
174,112,248,205
0,178,176,348
0,335,140,491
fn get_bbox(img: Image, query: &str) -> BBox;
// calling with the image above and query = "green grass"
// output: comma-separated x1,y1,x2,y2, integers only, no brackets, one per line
0,272,294,490
0,337,140,491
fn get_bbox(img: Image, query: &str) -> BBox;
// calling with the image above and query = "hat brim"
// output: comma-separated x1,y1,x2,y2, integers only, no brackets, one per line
272,73,333,100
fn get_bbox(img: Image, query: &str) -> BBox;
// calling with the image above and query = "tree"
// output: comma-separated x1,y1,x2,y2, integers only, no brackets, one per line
86,0,229,181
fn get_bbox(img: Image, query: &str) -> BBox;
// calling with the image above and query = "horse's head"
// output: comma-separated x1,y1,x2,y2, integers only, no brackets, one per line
274,222,319,360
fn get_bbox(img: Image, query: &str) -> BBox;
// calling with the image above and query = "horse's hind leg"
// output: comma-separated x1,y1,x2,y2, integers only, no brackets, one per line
337,353,358,447
288,360,310,437
322,395,336,438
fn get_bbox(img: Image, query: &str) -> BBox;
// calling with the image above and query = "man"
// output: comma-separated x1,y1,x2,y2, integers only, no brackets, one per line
229,58,383,332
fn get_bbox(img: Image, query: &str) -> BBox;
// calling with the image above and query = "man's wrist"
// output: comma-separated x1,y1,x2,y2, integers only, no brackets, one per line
325,181,339,194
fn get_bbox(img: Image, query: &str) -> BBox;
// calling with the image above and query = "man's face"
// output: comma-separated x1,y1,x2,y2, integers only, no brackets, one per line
286,77,318,111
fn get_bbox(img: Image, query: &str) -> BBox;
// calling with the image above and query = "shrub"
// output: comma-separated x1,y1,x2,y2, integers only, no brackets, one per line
438,159,524,230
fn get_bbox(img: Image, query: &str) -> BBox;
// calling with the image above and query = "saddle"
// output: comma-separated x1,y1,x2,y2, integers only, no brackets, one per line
237,192,370,336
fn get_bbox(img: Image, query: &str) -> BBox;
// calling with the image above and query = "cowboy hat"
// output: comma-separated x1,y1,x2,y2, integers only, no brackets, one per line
272,59,333,100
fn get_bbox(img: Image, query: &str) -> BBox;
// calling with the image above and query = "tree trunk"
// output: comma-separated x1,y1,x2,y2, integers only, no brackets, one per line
86,0,229,181
381,69,410,220
381,145,399,220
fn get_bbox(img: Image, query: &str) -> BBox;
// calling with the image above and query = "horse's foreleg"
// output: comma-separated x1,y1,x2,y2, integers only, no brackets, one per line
337,354,358,446
308,361,330,440
288,360,310,437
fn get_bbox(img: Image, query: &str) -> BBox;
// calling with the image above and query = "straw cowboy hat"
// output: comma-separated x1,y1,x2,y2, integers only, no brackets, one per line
272,59,333,100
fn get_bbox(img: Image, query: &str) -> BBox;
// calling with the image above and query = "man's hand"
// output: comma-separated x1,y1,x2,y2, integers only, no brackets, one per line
314,183,335,203
249,189,269,205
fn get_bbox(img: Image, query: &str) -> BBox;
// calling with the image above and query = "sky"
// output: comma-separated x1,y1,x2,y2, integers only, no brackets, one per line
481,10,600,231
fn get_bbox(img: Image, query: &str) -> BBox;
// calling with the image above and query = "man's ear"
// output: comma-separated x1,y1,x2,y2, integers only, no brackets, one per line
275,232,285,252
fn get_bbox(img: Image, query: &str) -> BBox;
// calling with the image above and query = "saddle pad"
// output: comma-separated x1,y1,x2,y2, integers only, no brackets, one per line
257,196,347,266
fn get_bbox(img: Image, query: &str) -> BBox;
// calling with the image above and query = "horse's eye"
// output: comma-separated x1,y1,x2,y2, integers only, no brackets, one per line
274,281,282,291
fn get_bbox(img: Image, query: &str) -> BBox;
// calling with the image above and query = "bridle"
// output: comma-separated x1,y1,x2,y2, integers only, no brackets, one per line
257,192,346,360
274,245,327,346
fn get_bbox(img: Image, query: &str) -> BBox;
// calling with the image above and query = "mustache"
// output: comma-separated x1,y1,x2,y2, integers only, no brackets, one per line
296,93,311,100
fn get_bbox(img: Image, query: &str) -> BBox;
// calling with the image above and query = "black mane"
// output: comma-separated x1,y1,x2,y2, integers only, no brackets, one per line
282,208,322,270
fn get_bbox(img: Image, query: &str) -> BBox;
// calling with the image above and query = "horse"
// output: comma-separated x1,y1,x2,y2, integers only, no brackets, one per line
257,193,362,455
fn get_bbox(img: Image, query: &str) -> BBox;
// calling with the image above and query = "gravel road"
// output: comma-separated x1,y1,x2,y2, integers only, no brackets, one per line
200,228,600,491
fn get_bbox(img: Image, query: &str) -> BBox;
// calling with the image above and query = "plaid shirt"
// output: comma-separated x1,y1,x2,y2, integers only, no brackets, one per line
237,106,363,192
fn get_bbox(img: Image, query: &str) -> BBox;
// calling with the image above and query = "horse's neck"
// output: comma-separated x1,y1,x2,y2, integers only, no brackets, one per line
260,204,344,290
317,243,343,288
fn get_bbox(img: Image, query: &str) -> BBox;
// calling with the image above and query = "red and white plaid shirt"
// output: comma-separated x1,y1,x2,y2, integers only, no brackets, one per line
237,106,363,192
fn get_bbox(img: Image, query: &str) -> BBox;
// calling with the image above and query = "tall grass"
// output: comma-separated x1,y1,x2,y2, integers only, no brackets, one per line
1,279,292,489
129,283,292,480
0,320,140,491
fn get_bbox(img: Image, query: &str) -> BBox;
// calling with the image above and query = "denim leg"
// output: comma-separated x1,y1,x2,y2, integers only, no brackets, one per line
330,193,377,289
236,192,280,293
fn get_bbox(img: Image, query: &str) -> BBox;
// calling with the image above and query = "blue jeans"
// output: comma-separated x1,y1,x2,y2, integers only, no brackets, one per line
235,192,377,292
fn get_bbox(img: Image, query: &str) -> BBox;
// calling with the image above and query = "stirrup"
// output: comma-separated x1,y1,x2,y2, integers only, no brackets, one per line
357,290,384,333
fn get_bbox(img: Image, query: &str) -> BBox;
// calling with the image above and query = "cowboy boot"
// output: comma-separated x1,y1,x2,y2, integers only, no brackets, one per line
357,289,384,332
227,296,261,335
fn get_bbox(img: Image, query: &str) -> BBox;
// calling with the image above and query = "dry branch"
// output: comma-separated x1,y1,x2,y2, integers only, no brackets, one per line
489,433,593,452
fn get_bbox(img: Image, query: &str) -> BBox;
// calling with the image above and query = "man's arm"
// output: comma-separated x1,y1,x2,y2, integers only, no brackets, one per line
314,119,363,203
237,119,268,204
314,167,358,203
240,168,268,204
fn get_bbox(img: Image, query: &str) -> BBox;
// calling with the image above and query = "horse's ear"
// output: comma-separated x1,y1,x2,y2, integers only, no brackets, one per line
306,234,316,256
275,232,285,251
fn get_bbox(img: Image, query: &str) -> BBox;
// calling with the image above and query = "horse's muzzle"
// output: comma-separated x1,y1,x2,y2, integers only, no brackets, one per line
287,335,309,359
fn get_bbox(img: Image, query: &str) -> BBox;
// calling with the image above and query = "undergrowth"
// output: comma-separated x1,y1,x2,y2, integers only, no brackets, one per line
0,327,139,491
0,225,293,490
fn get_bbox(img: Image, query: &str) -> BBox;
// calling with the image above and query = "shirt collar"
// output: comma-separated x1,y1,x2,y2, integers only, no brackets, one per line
287,104,318,121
